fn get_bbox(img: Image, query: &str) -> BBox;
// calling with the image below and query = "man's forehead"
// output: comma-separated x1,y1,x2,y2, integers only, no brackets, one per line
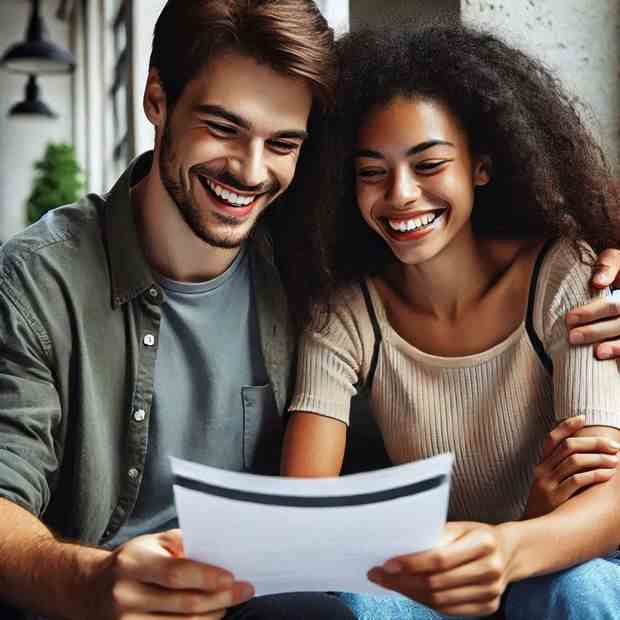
186,51,312,134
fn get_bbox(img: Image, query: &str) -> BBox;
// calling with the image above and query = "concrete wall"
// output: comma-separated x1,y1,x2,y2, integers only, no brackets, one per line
461,0,620,171
0,0,73,241
350,0,459,31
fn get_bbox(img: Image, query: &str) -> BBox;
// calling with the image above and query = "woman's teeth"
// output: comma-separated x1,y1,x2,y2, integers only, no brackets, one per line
388,212,439,232
206,179,256,206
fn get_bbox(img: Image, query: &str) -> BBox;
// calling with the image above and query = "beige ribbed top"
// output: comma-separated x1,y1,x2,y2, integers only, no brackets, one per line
290,240,620,523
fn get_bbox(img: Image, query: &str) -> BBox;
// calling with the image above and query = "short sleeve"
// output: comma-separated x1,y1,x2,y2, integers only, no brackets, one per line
288,286,375,425
534,240,620,428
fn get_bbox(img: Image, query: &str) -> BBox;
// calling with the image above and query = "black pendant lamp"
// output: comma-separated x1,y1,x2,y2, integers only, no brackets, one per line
8,74,57,118
1,0,76,75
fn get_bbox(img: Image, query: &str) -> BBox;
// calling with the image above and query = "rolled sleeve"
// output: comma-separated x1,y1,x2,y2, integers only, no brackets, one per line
0,285,61,516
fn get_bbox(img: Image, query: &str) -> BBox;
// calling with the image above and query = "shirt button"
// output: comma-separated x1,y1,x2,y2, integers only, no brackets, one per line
128,468,140,480
148,286,159,298
133,409,146,422
143,334,155,346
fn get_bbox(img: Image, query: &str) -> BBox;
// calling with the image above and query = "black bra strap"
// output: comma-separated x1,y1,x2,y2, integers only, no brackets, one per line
525,239,556,374
360,280,382,391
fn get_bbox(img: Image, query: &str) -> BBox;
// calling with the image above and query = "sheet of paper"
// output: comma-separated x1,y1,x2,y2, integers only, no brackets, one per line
172,453,453,596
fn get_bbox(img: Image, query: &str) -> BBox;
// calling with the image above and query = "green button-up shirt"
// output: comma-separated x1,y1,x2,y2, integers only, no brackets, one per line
0,153,295,545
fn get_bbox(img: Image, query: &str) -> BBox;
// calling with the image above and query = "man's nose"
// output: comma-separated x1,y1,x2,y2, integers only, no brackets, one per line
387,166,421,209
232,140,269,189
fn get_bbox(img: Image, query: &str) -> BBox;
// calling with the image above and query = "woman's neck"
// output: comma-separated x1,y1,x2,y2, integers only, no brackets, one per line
384,228,501,322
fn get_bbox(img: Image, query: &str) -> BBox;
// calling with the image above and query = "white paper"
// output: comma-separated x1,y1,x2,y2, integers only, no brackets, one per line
172,454,453,596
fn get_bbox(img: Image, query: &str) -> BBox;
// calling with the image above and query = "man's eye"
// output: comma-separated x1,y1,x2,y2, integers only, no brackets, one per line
268,141,300,154
206,122,237,136
357,169,385,178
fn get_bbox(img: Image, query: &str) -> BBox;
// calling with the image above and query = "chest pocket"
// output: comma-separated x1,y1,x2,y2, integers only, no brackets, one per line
241,384,282,475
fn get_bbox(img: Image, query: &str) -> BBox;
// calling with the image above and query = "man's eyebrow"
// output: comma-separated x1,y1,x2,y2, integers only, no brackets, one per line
195,104,307,141
195,104,250,129
270,130,308,142
354,140,455,159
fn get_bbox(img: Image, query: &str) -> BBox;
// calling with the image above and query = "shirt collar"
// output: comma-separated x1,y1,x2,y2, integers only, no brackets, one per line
103,151,156,307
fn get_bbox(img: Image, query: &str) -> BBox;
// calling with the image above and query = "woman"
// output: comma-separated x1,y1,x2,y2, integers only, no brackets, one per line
281,23,620,619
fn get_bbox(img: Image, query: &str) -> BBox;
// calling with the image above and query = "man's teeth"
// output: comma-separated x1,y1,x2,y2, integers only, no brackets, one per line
206,179,256,206
388,212,439,232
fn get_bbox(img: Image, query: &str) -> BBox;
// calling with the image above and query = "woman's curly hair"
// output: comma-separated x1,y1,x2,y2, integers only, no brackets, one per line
276,20,620,331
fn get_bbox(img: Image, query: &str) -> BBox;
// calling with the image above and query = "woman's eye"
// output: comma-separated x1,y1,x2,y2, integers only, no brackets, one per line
416,160,448,172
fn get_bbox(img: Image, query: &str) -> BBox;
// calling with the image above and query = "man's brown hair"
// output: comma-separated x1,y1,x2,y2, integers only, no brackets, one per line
150,0,337,109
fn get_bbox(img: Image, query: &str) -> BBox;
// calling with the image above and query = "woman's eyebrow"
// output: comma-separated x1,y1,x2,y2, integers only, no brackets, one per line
354,139,455,160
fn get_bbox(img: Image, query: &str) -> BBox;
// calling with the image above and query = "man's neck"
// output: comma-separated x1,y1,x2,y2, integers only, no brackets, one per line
131,166,241,283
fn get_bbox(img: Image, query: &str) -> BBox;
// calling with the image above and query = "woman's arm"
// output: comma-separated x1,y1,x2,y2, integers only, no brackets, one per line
281,411,347,477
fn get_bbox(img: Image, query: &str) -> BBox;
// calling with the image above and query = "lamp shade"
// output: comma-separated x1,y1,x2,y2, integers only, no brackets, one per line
1,0,76,75
8,74,57,118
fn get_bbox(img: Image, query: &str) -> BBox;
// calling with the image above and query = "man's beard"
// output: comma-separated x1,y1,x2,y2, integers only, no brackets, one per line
158,124,259,250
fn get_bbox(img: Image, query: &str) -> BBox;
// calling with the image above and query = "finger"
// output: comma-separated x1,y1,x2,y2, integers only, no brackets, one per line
386,528,494,575
545,436,620,472
594,340,620,361
119,549,236,592
591,250,620,289
553,453,619,483
540,416,585,460
569,318,620,349
158,528,185,556
368,569,502,610
438,599,502,618
566,298,620,328
124,612,227,620
553,468,617,505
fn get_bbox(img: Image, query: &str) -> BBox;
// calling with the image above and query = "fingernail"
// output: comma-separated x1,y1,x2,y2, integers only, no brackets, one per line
566,314,580,327
598,346,612,359
218,574,234,589
594,272,610,285
569,331,584,344
240,584,255,600
382,560,403,575
367,568,383,583
572,415,586,424
609,441,620,451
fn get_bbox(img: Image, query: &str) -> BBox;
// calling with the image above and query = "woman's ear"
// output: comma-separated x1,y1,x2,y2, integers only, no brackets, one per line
143,68,167,129
473,155,492,187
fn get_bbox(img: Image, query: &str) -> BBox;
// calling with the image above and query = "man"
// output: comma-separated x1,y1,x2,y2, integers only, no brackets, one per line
0,1,355,618
0,2,619,619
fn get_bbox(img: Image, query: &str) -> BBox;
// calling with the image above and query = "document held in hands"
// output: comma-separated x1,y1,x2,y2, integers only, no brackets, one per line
172,453,453,596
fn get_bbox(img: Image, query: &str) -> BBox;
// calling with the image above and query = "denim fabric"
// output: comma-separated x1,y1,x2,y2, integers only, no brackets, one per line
337,551,620,619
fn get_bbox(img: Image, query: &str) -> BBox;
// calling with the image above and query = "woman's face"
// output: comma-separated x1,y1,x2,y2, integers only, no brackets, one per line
354,96,489,266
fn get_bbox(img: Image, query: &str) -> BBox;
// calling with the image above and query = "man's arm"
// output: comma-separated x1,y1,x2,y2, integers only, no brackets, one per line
0,498,254,619
567,248,620,359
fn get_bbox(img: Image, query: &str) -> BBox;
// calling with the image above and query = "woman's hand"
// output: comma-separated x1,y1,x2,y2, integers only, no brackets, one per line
368,522,518,618
524,416,620,519
567,248,620,359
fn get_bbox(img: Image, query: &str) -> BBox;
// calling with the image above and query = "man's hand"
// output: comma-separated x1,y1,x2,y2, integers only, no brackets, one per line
566,248,620,359
524,416,620,519
87,529,254,620
367,522,517,618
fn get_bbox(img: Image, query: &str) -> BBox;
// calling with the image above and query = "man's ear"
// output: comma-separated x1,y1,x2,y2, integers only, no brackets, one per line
143,68,167,129
473,155,492,187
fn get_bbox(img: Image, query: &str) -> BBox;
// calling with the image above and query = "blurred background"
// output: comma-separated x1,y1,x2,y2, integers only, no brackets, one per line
0,0,618,242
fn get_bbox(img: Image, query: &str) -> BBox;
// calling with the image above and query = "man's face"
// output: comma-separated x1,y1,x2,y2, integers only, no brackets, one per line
157,50,313,249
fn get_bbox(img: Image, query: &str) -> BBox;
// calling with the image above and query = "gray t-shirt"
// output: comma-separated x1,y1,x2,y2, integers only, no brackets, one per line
106,247,280,548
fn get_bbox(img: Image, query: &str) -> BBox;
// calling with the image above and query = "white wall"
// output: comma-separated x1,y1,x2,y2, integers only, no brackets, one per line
132,0,167,156
462,0,620,171
0,0,73,241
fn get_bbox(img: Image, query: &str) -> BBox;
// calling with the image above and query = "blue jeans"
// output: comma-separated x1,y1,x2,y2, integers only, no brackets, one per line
337,551,620,619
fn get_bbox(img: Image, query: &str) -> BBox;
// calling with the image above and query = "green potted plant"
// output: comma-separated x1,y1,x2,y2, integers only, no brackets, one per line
26,143,83,225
